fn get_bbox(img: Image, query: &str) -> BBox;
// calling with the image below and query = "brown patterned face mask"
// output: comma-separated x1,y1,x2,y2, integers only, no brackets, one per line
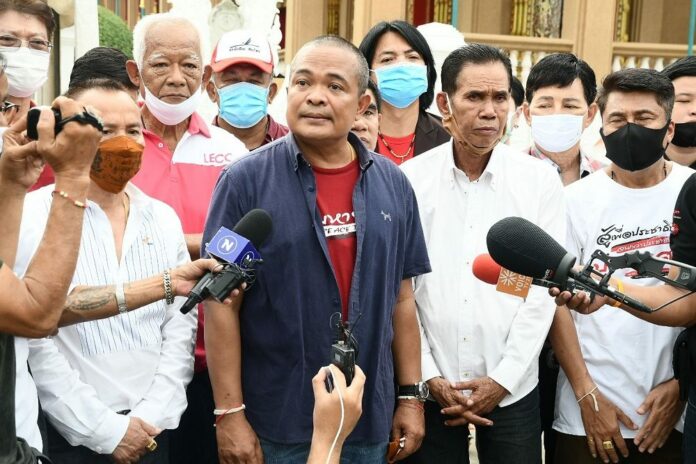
90,135,144,193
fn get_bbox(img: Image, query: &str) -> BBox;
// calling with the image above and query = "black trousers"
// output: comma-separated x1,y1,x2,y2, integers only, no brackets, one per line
539,342,559,464
169,369,218,464
404,386,542,464
554,431,682,464
45,419,170,464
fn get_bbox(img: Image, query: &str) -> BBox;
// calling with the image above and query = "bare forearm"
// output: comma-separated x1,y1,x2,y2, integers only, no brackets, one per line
185,233,202,260
1,176,91,336
617,284,696,327
549,307,595,397
0,183,26,267
392,280,421,384
307,440,341,464
205,297,244,408
59,274,167,326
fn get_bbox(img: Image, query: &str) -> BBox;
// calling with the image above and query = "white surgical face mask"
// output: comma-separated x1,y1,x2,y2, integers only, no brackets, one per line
143,85,202,126
2,47,50,98
531,114,584,153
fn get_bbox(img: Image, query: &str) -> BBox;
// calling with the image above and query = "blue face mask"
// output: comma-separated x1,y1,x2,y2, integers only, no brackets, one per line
374,63,428,109
217,82,270,129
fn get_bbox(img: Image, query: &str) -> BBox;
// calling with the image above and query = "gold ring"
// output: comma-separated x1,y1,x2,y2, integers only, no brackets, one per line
146,439,158,452
602,440,614,450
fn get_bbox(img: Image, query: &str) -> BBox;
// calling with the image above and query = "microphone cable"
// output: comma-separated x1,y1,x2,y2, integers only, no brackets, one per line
650,288,696,312
325,365,344,464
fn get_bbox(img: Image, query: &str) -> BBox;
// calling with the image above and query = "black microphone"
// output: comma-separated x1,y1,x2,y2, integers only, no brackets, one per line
486,216,654,313
179,209,273,314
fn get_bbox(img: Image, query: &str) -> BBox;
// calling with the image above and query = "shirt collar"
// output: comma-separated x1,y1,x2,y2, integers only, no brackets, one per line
287,132,374,172
529,145,602,178
187,112,211,138
445,140,500,190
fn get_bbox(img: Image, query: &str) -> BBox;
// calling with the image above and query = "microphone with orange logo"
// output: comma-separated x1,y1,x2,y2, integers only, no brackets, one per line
476,216,653,313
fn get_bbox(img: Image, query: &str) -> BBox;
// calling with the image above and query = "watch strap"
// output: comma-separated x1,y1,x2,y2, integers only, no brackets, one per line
397,385,420,397
115,281,127,314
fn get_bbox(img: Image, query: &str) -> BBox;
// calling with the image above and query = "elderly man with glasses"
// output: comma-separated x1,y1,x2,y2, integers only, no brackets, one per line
0,0,56,190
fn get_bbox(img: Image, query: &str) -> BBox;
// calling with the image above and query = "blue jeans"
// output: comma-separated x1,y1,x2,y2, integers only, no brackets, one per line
684,385,696,463
259,438,387,464
404,386,541,464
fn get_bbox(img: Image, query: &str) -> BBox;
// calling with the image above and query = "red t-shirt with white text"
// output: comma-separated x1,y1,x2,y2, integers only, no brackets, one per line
313,160,359,320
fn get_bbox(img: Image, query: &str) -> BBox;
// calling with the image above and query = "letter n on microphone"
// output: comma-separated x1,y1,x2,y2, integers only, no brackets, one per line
496,268,533,299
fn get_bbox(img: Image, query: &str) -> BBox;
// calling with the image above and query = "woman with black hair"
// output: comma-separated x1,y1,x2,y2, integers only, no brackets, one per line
359,20,450,164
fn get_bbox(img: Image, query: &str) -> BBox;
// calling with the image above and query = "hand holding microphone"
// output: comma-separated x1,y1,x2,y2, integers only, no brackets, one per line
482,216,653,313
180,209,272,314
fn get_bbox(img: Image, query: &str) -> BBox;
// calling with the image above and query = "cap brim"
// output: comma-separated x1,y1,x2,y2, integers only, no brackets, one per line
210,57,273,74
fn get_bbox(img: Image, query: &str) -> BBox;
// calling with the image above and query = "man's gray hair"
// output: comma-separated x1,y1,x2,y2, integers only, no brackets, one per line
132,12,201,69
290,35,369,95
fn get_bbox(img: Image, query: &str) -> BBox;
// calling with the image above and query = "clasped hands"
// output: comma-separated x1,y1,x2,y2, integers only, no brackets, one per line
428,376,509,427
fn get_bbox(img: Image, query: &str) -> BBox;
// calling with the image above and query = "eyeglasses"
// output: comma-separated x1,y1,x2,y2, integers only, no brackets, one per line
0,34,52,52
1,101,18,113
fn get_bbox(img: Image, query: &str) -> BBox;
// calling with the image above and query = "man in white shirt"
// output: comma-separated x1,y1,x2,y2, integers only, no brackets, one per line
401,44,564,463
550,68,689,464
14,80,199,464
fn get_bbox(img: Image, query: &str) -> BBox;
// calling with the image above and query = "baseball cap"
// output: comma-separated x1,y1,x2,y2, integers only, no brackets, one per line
210,30,274,74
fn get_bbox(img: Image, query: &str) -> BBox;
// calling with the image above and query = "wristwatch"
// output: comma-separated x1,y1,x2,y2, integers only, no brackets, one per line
397,381,429,401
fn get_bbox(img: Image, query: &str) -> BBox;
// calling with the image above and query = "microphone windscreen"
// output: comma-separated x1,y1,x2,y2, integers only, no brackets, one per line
233,209,273,248
486,216,567,279
472,254,501,285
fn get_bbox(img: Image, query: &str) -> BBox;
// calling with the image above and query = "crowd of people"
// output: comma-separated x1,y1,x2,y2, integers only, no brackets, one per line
4,0,696,463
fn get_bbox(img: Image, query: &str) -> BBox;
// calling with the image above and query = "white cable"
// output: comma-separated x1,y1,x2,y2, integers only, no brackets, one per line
325,365,345,464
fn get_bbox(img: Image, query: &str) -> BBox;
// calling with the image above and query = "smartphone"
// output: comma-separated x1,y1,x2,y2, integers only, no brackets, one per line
26,107,62,141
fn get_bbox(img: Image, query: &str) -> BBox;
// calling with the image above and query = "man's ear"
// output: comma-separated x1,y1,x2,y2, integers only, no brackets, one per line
436,92,450,119
584,102,598,130
665,119,676,147
522,101,532,126
268,81,279,103
202,65,213,90
205,78,218,103
126,60,141,89
357,92,371,115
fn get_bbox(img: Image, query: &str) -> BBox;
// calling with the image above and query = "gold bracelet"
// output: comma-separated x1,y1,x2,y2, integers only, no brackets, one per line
52,190,87,209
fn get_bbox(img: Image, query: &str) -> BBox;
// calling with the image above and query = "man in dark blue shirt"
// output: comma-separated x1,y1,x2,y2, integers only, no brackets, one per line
203,36,431,464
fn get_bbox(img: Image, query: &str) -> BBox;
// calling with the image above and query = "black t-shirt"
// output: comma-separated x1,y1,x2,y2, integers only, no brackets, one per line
671,173,696,266
670,174,696,389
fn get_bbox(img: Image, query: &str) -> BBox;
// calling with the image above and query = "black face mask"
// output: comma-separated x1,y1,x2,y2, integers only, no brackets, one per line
671,121,696,147
601,122,669,171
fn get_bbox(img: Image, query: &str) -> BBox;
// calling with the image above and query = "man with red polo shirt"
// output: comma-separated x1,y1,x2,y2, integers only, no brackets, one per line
124,12,247,464
206,30,288,151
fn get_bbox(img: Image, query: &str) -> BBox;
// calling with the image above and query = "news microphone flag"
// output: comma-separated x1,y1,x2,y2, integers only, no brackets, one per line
472,253,532,298
206,226,261,267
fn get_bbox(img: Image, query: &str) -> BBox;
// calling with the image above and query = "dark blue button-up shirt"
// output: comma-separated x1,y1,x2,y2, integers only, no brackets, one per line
202,132,431,444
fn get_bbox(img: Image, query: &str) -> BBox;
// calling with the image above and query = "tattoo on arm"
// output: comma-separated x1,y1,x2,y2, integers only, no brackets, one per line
65,286,115,312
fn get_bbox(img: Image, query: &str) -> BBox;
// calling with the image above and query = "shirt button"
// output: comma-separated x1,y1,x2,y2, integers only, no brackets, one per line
308,186,315,192
462,337,467,342
96,446,103,453
158,142,164,148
